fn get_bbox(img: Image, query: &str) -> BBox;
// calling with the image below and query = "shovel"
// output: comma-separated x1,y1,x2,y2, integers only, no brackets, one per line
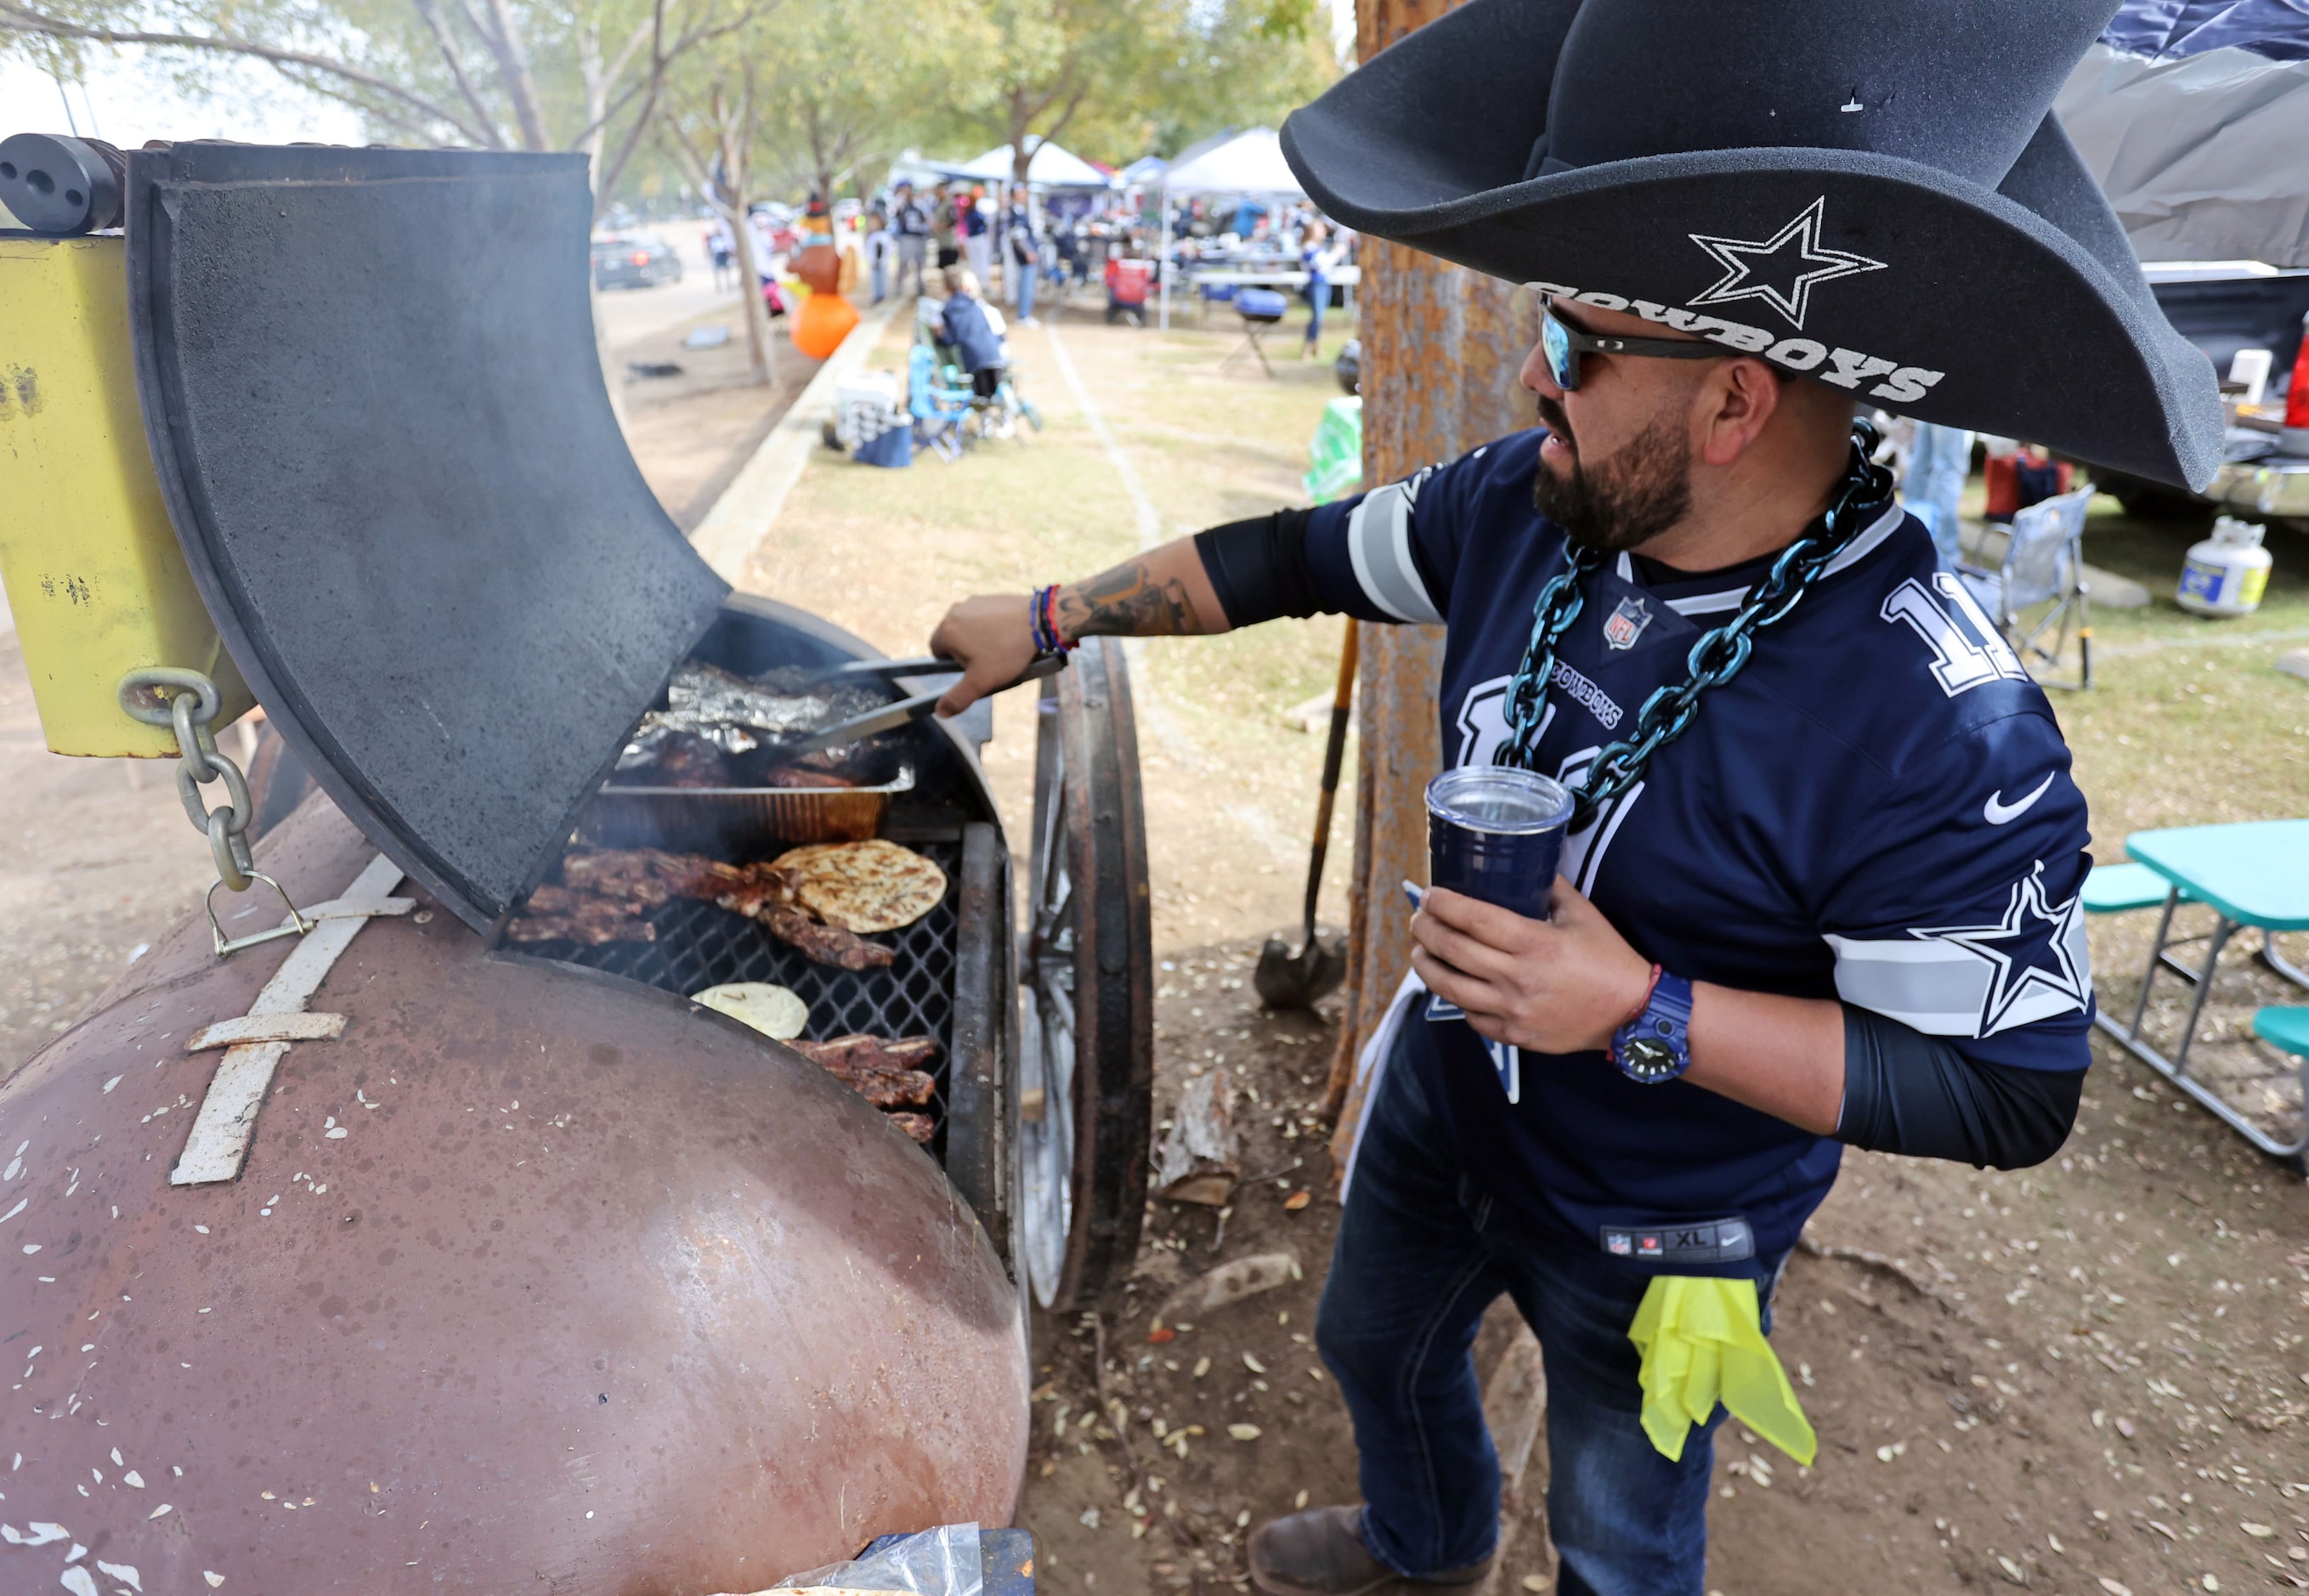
1256,622,1358,1010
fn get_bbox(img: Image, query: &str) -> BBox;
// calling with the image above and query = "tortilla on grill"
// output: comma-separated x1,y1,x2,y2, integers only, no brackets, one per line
692,982,809,1039
769,839,947,933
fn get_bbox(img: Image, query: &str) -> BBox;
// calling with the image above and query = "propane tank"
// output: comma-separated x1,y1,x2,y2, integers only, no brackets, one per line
2176,515,2273,618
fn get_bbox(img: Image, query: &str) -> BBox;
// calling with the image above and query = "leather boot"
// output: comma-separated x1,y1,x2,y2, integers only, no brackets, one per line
1248,1505,1494,1596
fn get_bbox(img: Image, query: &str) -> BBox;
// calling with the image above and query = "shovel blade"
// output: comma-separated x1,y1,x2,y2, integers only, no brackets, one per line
1255,931,1348,1010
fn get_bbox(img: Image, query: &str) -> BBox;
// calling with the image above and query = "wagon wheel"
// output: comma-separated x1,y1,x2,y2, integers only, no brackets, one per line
1018,637,1153,1311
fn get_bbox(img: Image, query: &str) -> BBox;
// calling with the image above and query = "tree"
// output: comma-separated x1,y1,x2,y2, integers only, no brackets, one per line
750,0,994,204
1323,0,1542,1146
0,0,768,218
658,59,781,383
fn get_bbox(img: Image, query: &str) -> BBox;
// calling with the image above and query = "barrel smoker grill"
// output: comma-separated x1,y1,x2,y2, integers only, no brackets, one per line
0,134,1152,1595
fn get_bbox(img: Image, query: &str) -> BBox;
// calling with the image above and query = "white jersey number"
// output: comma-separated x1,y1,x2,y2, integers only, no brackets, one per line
1881,574,2027,696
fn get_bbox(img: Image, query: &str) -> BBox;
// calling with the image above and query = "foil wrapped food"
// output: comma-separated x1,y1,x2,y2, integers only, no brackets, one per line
617,664,893,781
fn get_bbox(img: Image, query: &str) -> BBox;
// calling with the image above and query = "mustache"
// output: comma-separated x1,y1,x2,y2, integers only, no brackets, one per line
1535,395,1575,452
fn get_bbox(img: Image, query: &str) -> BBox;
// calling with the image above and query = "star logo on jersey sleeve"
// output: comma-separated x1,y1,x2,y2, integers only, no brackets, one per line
1688,197,1887,331
1911,862,2090,1035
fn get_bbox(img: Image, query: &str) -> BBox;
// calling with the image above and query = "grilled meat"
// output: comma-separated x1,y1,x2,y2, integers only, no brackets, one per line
886,1112,936,1145
756,902,896,970
789,1034,940,1107
514,847,892,969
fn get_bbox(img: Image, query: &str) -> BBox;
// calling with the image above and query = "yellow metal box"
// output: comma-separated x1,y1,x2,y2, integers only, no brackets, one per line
0,232,251,756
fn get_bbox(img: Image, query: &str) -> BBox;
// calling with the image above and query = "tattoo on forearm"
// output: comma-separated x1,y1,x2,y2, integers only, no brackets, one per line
1056,562,1204,639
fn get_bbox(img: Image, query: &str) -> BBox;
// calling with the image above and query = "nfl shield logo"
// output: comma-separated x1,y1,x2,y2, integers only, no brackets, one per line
1603,596,1652,650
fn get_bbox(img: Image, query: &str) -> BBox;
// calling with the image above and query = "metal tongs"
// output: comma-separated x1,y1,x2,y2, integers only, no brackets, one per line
767,650,1067,761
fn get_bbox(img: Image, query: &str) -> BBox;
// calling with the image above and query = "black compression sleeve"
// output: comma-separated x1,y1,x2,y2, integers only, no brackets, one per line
1194,508,1322,627
1836,1006,2081,1169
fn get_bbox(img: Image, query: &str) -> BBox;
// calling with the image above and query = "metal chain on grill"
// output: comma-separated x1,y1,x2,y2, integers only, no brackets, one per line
1494,419,1894,833
118,667,314,954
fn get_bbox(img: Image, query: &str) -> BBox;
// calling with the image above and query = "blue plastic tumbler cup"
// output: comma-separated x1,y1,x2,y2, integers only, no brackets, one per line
1424,766,1576,922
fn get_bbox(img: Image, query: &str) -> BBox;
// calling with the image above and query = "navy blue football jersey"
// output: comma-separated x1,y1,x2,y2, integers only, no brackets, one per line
1305,428,2093,1278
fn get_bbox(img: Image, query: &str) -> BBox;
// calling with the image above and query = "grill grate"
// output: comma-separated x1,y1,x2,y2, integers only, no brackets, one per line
518,840,962,1157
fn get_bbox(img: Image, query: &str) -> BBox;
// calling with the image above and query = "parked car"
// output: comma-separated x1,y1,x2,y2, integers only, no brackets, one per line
2092,263,2309,525
591,230,684,289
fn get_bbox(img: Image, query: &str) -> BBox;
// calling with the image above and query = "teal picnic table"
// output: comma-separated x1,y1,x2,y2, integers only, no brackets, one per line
2093,818,2309,1158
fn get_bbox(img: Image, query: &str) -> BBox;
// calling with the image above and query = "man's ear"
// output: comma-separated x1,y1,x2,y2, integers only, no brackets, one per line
1695,358,1784,468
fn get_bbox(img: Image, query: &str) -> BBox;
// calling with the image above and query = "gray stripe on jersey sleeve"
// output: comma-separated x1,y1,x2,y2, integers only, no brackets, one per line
1822,934,1991,1037
1345,482,1445,625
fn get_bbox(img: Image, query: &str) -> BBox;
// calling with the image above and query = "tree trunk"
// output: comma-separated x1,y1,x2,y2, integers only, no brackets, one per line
1324,0,1545,1157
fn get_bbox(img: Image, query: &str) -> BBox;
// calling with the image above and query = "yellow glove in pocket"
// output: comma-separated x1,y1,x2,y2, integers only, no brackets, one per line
1627,1275,1815,1467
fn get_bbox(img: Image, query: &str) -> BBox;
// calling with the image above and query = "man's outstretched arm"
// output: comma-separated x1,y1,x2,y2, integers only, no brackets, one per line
928,537,1232,716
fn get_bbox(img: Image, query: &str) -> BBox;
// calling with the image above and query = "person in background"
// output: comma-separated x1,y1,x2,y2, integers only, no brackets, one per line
1903,422,1977,568
708,215,735,291
1003,185,1040,326
932,184,961,271
894,183,931,298
938,266,1007,398
865,204,894,306
963,185,994,295
1300,218,1343,361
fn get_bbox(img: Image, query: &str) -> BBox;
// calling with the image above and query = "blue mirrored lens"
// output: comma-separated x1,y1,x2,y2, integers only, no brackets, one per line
1541,309,1576,390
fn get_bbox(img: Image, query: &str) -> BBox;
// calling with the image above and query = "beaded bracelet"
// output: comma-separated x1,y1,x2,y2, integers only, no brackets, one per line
1032,585,1078,653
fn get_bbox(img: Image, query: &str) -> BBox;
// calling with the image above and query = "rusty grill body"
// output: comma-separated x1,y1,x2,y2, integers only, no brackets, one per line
0,139,1101,1596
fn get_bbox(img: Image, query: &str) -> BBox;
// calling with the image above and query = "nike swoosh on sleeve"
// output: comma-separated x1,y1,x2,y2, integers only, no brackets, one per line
1983,773,2056,825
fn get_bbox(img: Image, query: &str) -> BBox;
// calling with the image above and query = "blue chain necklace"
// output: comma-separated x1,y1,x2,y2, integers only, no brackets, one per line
1496,419,1894,832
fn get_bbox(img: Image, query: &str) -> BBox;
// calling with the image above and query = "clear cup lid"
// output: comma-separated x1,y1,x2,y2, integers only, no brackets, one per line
1425,765,1575,834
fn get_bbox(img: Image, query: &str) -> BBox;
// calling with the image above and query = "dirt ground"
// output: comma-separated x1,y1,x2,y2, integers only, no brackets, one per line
3,280,2306,1595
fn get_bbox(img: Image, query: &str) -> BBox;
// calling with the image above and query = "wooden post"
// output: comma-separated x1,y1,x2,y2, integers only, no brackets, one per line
1324,0,1546,1147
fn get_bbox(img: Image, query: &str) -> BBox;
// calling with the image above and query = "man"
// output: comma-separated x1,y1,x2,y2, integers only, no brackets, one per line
892,183,931,298
1001,184,1039,325
933,3,2219,1593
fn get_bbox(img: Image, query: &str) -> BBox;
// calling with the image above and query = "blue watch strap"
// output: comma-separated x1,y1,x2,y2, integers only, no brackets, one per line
1613,970,1694,1083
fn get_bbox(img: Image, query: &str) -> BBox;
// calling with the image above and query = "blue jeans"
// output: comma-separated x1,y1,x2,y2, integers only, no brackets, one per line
1016,253,1037,321
1904,423,1973,569
1317,1038,1740,1596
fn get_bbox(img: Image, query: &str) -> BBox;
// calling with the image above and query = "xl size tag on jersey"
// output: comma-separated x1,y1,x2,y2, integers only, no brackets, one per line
1600,1216,1755,1265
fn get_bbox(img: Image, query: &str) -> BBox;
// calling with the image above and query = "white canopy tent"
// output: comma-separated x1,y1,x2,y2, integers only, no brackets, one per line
1162,127,1304,198
1156,127,1308,328
955,138,1117,191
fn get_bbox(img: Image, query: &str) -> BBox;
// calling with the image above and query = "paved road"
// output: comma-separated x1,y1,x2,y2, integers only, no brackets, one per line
593,223,743,347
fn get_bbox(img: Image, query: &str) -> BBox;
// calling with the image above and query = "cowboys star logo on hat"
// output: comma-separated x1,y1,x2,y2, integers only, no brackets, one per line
1277,0,2222,491
1688,198,1887,330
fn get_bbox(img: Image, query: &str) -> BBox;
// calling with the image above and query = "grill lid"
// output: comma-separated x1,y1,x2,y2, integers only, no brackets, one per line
125,143,728,929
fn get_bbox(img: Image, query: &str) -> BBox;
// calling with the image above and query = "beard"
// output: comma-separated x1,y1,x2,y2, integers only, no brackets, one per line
1531,398,1695,555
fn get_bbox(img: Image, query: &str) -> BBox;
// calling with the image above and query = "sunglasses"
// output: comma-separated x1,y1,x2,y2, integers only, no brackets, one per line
1539,298,1729,392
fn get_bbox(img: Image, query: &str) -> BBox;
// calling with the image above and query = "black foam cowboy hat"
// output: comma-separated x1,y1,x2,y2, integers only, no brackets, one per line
1282,0,2221,490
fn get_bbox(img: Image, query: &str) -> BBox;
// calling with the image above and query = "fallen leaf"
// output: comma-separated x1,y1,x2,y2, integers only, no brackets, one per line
2243,1524,2276,1538
1243,1352,1266,1374
1227,1423,1262,1441
1520,1578,1550,1593
1998,1554,2027,1584
1283,1190,1311,1211
2148,1520,2176,1542
1147,1327,1177,1344
2097,1581,2132,1596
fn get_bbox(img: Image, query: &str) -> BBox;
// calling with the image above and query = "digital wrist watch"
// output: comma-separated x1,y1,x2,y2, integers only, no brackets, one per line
1610,967,1694,1084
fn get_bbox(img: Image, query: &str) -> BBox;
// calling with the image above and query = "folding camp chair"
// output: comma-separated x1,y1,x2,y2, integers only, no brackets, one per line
907,343,972,461
1956,484,2094,689
1221,288,1290,377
